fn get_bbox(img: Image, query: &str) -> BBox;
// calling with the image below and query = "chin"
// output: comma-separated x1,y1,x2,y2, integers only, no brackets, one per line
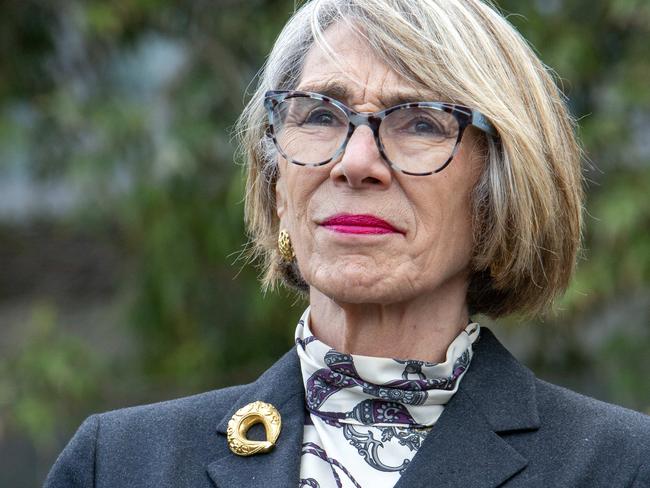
306,263,418,305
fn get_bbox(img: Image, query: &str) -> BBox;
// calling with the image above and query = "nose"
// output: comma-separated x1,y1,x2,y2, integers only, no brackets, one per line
330,125,392,189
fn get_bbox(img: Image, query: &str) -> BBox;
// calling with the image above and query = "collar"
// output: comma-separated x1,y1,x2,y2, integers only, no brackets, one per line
207,327,540,488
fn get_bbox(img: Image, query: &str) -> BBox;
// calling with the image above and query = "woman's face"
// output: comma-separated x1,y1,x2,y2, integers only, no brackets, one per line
275,23,484,305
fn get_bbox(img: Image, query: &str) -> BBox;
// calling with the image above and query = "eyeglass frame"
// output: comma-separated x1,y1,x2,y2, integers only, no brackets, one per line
263,90,498,176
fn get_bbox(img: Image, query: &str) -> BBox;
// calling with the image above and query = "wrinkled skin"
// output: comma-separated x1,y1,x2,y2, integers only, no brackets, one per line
275,23,484,362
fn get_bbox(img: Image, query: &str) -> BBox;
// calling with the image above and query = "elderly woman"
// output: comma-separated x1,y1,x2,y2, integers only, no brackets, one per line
46,0,649,487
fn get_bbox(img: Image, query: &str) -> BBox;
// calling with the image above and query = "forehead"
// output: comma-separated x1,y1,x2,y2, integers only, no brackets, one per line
296,22,442,108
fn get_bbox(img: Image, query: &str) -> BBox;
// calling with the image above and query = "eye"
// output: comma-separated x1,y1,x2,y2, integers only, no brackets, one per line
410,117,446,136
304,108,343,126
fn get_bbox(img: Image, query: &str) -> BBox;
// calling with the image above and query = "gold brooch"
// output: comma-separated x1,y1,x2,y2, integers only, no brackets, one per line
226,401,282,456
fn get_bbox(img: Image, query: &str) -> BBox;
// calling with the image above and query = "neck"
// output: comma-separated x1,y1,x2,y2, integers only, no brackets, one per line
308,278,470,363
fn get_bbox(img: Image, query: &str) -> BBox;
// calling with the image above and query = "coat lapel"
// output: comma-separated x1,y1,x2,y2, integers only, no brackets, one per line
206,349,306,488
394,328,540,488
207,328,540,488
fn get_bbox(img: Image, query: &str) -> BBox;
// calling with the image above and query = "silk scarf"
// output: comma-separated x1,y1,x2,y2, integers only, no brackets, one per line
295,307,480,488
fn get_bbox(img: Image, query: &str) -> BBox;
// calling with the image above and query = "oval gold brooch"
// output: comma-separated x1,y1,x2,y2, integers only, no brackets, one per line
226,401,282,456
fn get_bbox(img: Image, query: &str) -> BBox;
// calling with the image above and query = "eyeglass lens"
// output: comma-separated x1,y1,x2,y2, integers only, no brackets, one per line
271,96,460,174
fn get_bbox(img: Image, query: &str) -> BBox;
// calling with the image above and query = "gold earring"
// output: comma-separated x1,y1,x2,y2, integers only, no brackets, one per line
278,229,294,262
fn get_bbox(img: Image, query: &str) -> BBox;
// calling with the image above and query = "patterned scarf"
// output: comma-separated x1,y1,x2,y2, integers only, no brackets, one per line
295,307,480,488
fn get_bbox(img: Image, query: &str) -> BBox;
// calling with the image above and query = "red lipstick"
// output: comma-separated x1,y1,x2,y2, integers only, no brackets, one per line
321,214,402,235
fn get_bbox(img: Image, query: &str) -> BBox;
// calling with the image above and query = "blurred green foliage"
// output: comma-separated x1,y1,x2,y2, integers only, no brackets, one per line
1,303,104,447
0,0,648,484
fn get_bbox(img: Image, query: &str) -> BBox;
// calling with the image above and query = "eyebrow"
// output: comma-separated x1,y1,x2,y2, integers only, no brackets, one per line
295,80,443,109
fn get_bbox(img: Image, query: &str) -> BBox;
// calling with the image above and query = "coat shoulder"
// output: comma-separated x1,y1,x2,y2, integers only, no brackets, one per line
530,375,650,479
44,383,250,488
45,348,301,487
534,376,650,438
97,383,247,435
93,383,252,468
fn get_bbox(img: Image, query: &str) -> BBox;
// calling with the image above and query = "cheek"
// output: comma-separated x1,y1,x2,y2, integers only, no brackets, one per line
276,159,303,223
278,165,324,240
284,181,309,228
411,176,476,269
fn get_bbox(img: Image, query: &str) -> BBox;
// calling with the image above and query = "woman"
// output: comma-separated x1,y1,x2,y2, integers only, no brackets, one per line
46,0,649,487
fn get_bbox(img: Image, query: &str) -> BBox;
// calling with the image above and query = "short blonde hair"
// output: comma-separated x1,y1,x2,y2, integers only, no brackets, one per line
237,0,583,318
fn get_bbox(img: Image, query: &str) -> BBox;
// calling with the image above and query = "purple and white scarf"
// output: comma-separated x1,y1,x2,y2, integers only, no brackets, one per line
295,307,480,488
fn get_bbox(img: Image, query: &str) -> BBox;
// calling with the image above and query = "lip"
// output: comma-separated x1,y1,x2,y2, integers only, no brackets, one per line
320,213,403,235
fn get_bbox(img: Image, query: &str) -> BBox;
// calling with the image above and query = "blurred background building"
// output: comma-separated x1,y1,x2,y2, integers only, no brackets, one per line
0,0,648,485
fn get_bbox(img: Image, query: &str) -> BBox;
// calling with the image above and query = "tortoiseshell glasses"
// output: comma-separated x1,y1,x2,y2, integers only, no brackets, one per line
264,90,497,176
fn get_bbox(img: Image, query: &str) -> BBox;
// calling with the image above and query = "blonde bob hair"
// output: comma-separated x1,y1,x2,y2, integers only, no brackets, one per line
237,0,583,318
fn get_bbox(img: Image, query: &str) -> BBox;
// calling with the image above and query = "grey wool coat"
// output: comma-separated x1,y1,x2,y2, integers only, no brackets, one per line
45,328,650,487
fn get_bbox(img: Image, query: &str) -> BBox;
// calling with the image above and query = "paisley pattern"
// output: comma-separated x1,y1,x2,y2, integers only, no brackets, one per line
296,307,480,487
